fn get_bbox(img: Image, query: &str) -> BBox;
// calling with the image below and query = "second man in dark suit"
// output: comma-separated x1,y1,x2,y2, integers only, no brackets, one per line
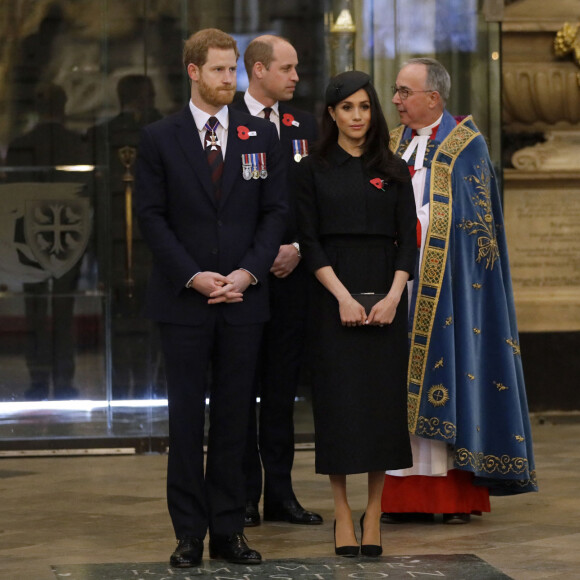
232,35,322,527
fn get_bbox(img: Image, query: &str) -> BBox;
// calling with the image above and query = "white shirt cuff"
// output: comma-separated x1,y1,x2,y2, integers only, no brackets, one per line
239,268,258,285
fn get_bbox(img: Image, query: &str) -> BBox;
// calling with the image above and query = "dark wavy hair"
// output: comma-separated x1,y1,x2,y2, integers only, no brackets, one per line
313,81,409,182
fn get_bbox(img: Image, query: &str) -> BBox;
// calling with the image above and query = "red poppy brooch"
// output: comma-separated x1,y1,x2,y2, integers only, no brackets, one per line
237,126,257,140
370,178,385,191
282,113,300,127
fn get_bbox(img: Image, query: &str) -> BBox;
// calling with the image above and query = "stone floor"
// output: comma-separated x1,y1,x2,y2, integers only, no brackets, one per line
1,416,579,579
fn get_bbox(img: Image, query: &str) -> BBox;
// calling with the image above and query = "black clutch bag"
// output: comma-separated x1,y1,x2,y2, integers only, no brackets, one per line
351,293,386,311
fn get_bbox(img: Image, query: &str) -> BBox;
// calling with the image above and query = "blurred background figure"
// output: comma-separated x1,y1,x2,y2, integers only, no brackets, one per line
86,74,163,400
4,82,90,400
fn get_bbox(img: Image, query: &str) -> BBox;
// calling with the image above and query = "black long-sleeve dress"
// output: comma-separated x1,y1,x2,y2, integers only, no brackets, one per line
297,143,417,475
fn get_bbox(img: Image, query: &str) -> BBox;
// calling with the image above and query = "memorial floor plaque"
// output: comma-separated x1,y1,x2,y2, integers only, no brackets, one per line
52,554,512,579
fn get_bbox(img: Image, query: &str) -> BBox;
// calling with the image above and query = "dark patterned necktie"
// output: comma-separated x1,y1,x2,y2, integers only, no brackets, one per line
263,107,272,120
204,116,224,200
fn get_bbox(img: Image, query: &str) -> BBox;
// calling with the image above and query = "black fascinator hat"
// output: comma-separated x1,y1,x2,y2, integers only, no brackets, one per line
325,70,371,106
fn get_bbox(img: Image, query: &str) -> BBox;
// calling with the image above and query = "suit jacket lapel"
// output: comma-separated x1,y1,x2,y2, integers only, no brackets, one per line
174,106,217,207
235,96,251,115
278,103,296,158
279,103,290,142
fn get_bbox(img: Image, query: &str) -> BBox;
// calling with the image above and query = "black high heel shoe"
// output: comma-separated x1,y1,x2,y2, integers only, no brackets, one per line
360,513,382,557
334,520,359,557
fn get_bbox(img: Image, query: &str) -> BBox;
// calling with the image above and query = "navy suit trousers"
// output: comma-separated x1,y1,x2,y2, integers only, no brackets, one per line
160,309,263,538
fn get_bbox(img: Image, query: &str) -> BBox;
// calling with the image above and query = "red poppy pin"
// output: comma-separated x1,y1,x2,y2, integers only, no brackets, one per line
282,113,300,127
237,126,257,140
370,178,385,190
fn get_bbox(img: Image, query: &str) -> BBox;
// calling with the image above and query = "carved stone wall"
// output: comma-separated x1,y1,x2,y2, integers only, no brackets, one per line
502,0,580,333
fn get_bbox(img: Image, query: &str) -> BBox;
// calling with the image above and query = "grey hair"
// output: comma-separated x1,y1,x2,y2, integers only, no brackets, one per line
404,57,451,103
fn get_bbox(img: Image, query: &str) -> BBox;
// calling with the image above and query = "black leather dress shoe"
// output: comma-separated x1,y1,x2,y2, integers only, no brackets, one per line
169,537,203,568
443,512,471,524
264,499,323,525
209,532,261,564
245,501,261,527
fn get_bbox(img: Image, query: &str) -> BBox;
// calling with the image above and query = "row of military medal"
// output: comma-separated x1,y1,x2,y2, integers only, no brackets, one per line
242,153,268,180
241,140,309,180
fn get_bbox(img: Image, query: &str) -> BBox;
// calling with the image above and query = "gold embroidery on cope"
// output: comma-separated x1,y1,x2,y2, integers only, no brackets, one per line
457,159,499,270
434,358,444,369
445,316,453,326
391,117,479,433
389,125,405,153
416,416,456,439
455,448,533,478
467,373,475,380
428,384,450,407
473,327,481,334
494,381,509,391
409,345,427,383
407,397,419,423
506,338,521,356
423,246,446,285
472,283,482,289
432,162,451,199
415,297,436,336
398,139,439,167
429,202,450,239
443,125,474,155
416,429,537,488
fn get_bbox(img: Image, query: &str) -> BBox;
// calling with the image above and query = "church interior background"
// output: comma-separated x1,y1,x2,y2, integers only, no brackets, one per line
0,0,578,453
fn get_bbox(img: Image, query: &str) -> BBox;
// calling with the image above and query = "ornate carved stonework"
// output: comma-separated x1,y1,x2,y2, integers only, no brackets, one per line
503,65,580,129
511,131,580,171
554,22,580,73
502,2,580,133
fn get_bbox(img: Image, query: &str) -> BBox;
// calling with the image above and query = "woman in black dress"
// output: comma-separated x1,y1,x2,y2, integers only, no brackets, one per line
296,71,416,556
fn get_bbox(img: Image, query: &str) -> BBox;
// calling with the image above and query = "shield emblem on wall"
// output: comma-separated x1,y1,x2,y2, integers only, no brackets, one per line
23,195,92,279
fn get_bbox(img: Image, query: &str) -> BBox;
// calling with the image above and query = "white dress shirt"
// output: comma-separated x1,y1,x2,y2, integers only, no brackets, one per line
189,101,230,157
243,90,280,136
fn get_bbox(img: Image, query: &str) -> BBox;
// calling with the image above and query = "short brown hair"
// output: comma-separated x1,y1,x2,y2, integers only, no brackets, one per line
182,28,239,70
244,39,274,81
244,36,292,80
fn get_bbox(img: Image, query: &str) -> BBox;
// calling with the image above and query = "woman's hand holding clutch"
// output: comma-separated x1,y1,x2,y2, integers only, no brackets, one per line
366,294,400,326
338,295,367,327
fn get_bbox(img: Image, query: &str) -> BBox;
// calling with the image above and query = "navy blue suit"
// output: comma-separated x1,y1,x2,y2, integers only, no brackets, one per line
135,104,287,539
231,96,318,506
